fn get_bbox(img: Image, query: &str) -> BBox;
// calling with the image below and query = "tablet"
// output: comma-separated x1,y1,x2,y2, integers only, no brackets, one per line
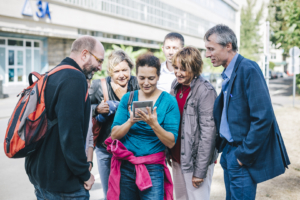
132,101,153,118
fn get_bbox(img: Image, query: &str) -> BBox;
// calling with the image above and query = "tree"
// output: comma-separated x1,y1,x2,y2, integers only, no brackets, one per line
268,0,300,57
268,0,300,93
269,61,275,70
240,0,265,62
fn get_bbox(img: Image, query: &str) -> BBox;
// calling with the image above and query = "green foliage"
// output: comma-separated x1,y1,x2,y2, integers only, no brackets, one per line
240,0,265,62
92,44,148,80
153,45,165,63
268,0,300,93
202,57,224,73
269,61,276,70
268,0,300,56
297,74,300,94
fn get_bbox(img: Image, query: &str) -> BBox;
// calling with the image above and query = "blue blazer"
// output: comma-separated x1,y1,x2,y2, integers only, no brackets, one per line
213,54,290,183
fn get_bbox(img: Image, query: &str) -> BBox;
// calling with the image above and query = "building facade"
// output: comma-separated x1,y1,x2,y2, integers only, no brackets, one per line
0,0,239,87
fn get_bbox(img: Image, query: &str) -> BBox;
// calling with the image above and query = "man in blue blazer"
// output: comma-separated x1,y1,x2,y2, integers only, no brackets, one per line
204,24,290,200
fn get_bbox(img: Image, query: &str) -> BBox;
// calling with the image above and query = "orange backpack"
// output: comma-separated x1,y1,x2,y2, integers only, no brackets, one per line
4,65,88,158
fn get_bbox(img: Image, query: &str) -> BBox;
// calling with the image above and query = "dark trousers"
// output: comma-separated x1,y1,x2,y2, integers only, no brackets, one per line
220,143,257,200
120,160,164,200
34,184,89,200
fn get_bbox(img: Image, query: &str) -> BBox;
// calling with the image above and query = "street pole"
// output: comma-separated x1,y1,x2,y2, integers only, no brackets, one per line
289,46,300,107
293,73,296,107
292,48,295,107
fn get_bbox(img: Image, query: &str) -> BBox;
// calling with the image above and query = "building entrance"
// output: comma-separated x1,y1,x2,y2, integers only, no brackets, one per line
0,37,42,86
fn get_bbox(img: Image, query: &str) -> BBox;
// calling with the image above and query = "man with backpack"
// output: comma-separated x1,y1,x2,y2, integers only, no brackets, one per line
25,36,105,199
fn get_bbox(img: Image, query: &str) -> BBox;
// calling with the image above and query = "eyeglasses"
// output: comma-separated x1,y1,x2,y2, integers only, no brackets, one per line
89,51,103,65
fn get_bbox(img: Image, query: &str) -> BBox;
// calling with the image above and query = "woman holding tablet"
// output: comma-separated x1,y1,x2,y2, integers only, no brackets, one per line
89,50,139,199
109,53,180,200
169,46,218,200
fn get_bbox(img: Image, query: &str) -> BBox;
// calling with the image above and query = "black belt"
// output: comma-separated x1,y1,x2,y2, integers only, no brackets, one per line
227,141,240,147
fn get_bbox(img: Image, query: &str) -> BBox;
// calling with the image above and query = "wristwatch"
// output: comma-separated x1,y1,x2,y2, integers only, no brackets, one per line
88,161,93,168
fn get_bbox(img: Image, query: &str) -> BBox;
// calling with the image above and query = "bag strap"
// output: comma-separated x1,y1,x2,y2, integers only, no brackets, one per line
127,91,134,108
101,78,109,102
47,118,58,130
48,65,81,76
28,72,42,86
47,65,89,102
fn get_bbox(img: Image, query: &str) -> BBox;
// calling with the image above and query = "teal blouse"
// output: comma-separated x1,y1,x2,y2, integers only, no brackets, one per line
111,90,180,157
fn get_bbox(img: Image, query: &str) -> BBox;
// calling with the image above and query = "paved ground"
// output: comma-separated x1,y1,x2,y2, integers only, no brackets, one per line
0,77,299,200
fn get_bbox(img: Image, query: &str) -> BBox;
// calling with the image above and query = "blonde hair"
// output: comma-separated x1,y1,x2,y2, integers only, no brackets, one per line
172,46,203,83
107,50,134,76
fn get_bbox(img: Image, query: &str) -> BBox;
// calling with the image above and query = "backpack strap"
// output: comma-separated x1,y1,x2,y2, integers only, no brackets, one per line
47,118,58,130
101,78,109,102
127,91,134,108
48,65,80,76
28,72,42,86
47,65,89,102
85,90,89,102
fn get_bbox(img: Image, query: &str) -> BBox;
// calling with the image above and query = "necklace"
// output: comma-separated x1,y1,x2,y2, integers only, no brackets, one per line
179,85,189,99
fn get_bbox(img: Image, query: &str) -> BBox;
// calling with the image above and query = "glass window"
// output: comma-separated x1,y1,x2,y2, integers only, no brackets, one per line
9,50,14,65
26,41,32,47
0,47,5,83
96,32,103,37
0,39,5,45
26,49,32,78
17,51,23,65
34,42,40,47
17,68,23,82
34,49,41,72
9,68,14,82
8,40,23,46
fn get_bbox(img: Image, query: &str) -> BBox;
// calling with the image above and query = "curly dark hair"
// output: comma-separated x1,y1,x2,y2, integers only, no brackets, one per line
135,53,161,76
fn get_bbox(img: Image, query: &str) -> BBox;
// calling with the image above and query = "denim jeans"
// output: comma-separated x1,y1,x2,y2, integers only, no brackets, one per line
220,144,257,200
120,160,164,200
34,184,89,200
95,145,112,200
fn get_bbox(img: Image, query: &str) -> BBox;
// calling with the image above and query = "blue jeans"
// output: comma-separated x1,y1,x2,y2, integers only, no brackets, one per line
34,184,89,200
220,143,257,200
95,145,112,200
120,160,164,200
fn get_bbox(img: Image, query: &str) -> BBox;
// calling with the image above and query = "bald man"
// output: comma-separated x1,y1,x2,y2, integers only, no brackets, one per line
25,36,105,200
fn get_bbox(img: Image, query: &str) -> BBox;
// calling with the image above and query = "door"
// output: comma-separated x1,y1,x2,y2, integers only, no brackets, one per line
7,48,25,84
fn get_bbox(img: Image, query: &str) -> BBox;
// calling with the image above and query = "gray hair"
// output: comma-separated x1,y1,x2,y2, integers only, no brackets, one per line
71,35,97,53
204,24,238,52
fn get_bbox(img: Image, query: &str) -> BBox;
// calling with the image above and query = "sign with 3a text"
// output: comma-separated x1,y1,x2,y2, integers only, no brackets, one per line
22,0,51,20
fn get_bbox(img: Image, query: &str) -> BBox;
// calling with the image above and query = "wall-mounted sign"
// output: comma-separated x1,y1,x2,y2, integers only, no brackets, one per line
22,0,33,16
36,0,51,20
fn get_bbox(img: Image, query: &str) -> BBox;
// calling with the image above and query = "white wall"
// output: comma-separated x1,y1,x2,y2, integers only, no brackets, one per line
0,0,239,49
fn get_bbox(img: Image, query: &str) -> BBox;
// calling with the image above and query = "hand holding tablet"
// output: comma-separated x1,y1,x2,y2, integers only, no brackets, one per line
132,101,153,118
129,101,158,126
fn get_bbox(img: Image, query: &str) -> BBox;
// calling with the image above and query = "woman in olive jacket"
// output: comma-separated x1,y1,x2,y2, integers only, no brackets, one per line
89,50,139,200
169,46,218,200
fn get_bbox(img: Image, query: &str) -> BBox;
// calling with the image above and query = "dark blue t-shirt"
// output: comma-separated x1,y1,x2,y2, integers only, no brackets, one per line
111,90,180,157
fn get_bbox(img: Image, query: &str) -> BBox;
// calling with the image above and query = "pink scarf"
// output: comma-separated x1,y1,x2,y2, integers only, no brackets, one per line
105,137,174,200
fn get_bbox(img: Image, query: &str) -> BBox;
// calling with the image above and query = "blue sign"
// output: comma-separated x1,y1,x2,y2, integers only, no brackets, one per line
22,0,33,16
36,0,51,20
